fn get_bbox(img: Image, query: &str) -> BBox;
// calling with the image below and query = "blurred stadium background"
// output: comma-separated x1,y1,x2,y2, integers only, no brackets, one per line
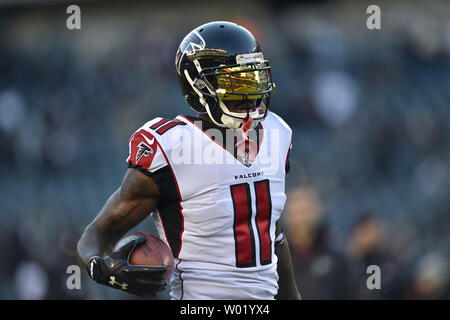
0,0,449,299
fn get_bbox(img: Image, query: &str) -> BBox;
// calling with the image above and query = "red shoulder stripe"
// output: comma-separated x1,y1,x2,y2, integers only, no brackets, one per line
150,118,170,130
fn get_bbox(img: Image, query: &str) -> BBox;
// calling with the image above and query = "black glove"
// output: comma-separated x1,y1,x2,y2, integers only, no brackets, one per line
87,235,167,296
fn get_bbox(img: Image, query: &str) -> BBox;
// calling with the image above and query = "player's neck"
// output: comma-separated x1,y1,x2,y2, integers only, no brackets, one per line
197,113,212,124
197,113,226,133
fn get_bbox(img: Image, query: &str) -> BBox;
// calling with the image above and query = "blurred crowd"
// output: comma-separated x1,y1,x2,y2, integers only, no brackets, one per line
0,0,449,299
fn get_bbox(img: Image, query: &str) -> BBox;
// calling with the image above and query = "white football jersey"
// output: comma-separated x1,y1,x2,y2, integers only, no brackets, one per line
126,112,292,300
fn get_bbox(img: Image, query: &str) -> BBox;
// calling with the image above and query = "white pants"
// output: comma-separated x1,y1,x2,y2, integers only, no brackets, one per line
169,259,278,300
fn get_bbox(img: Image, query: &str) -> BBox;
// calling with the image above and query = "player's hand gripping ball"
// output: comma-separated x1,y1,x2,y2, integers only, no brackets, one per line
115,232,174,281
87,233,174,296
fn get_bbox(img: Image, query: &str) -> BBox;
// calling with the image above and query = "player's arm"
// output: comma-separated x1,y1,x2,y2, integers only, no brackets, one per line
275,220,302,300
78,168,159,266
77,168,166,295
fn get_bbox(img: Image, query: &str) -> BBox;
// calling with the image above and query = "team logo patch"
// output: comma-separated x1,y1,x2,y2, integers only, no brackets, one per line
127,130,158,170
136,141,154,163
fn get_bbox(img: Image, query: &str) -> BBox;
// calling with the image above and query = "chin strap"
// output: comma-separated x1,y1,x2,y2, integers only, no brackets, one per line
235,115,258,165
218,98,262,130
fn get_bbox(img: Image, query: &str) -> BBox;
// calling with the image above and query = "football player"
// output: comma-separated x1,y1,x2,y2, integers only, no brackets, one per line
77,21,301,300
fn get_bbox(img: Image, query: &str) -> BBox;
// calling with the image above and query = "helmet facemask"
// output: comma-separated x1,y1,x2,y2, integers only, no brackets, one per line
184,53,276,130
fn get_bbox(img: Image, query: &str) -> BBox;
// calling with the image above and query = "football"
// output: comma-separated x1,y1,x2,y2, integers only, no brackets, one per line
115,232,174,281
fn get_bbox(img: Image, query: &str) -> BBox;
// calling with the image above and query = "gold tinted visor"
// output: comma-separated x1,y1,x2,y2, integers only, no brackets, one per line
215,66,271,100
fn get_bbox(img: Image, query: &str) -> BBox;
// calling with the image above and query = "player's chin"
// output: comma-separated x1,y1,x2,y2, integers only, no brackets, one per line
224,100,257,113
234,108,256,114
